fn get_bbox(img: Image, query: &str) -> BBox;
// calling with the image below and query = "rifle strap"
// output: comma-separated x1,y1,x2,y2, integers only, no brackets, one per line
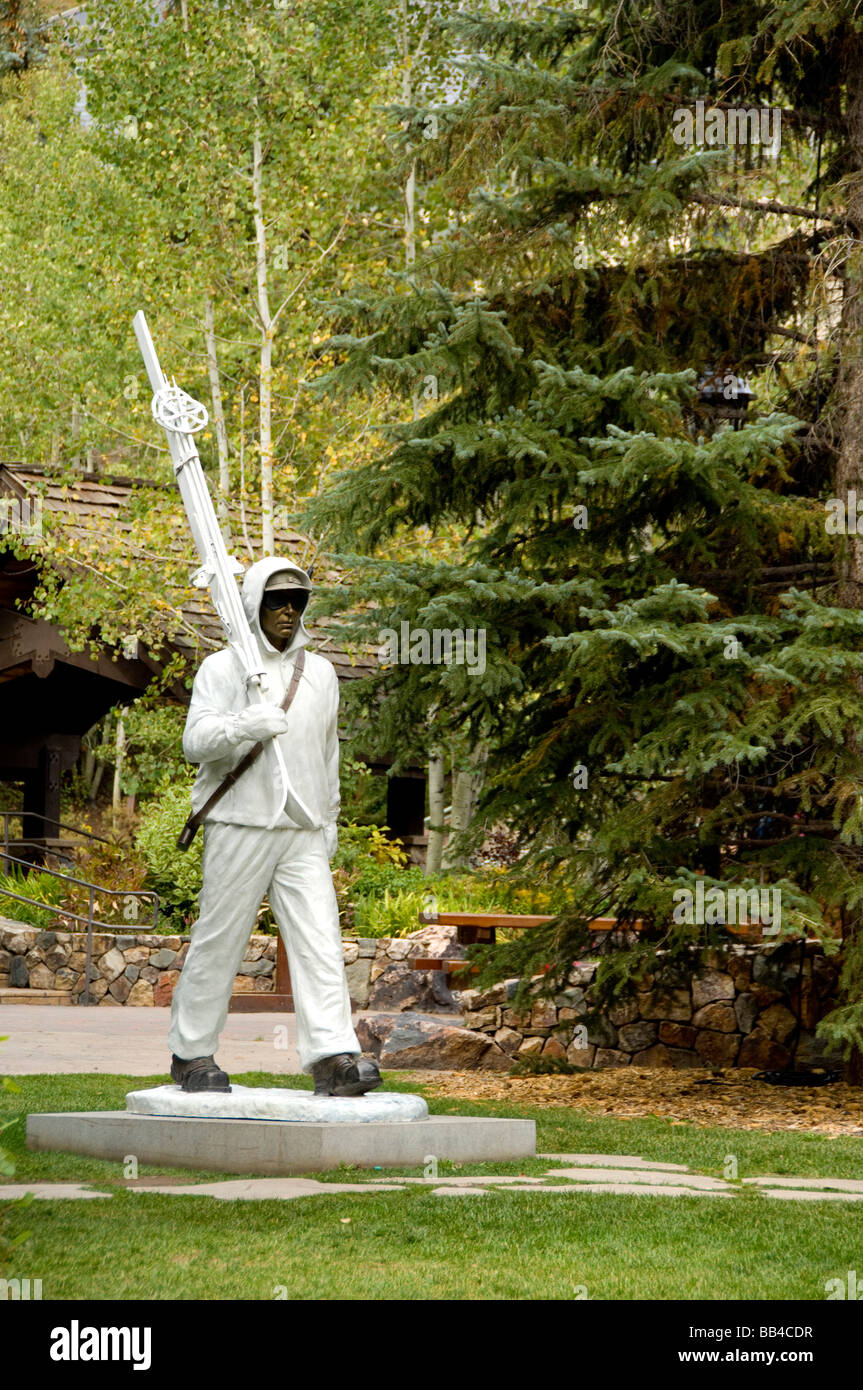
176,647,306,851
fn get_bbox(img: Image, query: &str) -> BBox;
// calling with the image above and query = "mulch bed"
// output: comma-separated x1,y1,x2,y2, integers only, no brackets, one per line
406,1068,863,1136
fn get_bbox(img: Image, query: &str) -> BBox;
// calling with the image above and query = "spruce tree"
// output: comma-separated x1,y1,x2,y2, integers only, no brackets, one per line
302,1,863,1074
0,1,47,77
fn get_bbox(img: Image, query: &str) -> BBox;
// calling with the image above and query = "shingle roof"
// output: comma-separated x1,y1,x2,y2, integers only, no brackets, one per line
0,463,378,689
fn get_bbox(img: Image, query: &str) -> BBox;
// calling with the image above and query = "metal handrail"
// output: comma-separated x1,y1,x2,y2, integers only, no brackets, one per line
0,810,113,852
0,851,160,1006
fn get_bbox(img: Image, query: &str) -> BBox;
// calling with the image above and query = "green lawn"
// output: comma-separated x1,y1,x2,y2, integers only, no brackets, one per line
2,1073,863,1300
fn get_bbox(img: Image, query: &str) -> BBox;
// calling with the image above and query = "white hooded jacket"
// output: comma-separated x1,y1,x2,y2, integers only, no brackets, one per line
182,557,339,842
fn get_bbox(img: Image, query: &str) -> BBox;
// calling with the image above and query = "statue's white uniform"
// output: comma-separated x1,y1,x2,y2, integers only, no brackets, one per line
168,556,361,1073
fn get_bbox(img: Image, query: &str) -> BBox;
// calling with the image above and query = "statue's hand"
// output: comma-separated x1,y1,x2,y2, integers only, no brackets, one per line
231,705,288,743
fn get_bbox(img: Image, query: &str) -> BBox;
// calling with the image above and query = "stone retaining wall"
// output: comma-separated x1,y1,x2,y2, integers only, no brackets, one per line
458,942,845,1071
4,919,838,1072
0,920,457,1011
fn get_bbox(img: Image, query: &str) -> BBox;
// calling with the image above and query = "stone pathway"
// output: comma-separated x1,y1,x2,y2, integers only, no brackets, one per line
0,1003,302,1075
0,1004,458,1076
4,1151,863,1202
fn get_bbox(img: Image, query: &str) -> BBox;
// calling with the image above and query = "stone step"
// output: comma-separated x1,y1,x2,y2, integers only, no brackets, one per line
0,987,75,1006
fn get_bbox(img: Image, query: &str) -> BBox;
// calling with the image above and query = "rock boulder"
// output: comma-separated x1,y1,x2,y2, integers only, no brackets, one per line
356,1013,510,1070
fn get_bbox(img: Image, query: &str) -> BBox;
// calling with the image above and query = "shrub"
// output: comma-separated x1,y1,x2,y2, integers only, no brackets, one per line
87,703,188,801
60,840,152,931
0,867,64,929
135,779,203,925
346,866,575,938
331,822,410,931
332,822,409,877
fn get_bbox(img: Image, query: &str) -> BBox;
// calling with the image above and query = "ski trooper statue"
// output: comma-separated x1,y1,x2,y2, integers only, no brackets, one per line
168,556,382,1098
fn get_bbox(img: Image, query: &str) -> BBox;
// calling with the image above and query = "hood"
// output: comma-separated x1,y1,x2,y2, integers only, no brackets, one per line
241,556,314,658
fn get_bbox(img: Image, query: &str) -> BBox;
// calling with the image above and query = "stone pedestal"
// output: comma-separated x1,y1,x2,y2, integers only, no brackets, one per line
125,1083,428,1124
27,1108,535,1175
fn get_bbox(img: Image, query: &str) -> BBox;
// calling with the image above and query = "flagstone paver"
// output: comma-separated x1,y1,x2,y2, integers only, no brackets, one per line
760,1189,863,1202
544,1166,729,1190
4,1152,863,1200
431,1186,490,1196
505,1182,735,1198
366,1174,549,1187
130,1178,406,1199
743,1175,863,1193
538,1153,690,1170
0,1183,111,1200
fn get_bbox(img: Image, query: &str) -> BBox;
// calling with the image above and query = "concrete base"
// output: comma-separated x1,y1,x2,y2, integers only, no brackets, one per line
26,1111,536,1176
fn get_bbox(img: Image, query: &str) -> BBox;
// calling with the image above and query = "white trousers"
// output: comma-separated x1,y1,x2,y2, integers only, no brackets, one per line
168,822,360,1073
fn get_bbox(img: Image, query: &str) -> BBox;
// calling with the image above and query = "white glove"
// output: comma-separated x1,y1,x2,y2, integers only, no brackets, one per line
324,823,338,860
230,705,288,743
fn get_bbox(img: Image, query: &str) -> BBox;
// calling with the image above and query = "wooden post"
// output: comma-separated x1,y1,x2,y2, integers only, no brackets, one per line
228,933,294,1013
275,933,293,1007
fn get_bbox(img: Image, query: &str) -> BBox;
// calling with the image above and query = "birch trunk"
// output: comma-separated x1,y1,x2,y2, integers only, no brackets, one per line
89,759,106,802
442,740,488,870
468,739,488,826
405,158,416,268
252,117,275,555
205,296,232,541
81,741,95,789
111,713,126,828
89,713,110,801
443,748,474,870
425,748,445,874
402,0,421,420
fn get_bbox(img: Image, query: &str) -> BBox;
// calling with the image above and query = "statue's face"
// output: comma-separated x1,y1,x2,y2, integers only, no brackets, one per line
260,591,303,651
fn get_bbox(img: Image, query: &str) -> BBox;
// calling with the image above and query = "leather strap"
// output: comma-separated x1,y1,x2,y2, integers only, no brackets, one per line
177,648,305,847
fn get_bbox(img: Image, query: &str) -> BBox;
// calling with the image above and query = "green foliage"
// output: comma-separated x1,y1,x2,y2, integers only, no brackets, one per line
299,0,863,1055
0,866,64,929
343,860,576,937
91,704,188,800
351,887,429,937
338,755,387,826
817,932,863,1061
0,0,47,78
135,778,202,924
351,858,426,899
0,1,404,683
331,819,410,877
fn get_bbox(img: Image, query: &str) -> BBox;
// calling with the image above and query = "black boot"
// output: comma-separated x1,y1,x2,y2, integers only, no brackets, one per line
170,1054,231,1093
311,1053,382,1097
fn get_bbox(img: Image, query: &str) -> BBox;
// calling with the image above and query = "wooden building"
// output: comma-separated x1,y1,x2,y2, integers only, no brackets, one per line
0,463,427,860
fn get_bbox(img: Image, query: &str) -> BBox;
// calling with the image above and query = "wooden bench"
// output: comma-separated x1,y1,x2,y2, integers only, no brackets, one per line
412,911,644,984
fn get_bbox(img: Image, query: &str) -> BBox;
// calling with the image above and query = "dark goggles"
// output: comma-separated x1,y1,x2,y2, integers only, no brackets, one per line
261,588,309,613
